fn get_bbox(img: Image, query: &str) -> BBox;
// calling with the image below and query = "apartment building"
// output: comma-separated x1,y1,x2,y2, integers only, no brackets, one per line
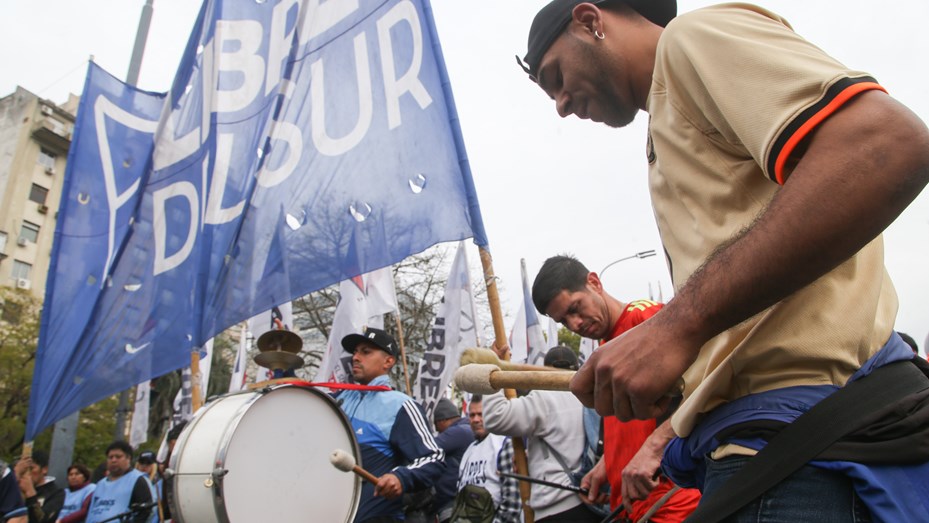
0,86,77,299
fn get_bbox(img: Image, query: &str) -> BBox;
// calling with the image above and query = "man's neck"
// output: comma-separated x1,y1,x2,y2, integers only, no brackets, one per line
606,296,627,336
362,373,389,386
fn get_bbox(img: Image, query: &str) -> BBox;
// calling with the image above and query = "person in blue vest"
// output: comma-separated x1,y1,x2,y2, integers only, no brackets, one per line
85,442,154,523
57,463,95,523
337,327,445,523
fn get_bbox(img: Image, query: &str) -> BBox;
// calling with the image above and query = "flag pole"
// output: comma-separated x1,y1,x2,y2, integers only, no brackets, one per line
394,315,413,395
114,0,155,443
191,350,203,413
478,246,535,523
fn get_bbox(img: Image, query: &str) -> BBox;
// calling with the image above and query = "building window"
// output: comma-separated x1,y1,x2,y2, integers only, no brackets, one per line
19,221,39,243
38,148,56,169
0,231,7,253
11,260,31,280
29,184,49,204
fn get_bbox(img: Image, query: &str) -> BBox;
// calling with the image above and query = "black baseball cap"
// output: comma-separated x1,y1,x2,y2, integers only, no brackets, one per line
137,451,156,465
519,0,677,78
342,327,400,358
544,345,580,370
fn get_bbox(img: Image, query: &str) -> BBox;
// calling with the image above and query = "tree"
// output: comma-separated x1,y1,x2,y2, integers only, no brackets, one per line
557,327,581,352
0,287,44,457
0,287,118,465
289,244,500,391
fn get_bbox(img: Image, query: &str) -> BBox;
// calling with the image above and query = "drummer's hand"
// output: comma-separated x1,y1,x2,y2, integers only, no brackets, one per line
579,456,609,505
570,312,699,421
621,420,674,507
374,473,403,499
490,342,511,361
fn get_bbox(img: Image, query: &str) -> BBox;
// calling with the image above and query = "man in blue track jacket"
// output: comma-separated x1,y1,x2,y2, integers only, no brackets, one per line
338,328,445,523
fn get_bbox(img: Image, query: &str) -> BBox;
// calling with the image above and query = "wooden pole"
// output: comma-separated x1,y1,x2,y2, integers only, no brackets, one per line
394,314,413,395
479,246,534,523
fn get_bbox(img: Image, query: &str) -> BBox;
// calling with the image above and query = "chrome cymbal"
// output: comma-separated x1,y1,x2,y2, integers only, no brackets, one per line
254,350,304,371
256,329,303,354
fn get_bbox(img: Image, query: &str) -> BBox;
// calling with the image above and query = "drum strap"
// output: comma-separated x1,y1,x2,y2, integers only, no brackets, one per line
684,359,929,523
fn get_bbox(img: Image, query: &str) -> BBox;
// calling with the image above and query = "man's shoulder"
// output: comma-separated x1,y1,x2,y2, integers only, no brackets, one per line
443,420,476,445
669,3,788,30
662,3,791,52
374,389,415,411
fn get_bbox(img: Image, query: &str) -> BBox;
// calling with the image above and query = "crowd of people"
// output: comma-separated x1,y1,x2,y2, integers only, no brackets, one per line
2,316,700,523
336,319,705,523
0,420,192,523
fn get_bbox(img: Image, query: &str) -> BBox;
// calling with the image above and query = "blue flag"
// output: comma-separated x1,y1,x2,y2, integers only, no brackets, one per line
27,0,487,440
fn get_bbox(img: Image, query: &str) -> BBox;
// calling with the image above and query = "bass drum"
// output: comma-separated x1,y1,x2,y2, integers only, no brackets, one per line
169,384,362,522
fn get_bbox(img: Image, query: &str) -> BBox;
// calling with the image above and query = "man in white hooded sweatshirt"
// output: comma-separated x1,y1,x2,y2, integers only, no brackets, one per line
482,347,600,522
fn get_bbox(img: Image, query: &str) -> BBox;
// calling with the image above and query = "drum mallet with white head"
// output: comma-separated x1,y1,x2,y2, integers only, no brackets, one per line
330,449,379,485
454,364,574,394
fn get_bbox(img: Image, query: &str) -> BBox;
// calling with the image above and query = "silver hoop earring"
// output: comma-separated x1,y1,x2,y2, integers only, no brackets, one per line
595,30,605,40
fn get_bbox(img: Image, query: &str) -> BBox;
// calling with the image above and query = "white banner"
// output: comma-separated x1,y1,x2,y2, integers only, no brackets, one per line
578,337,597,366
510,259,549,366
414,242,479,421
316,267,399,382
547,318,560,348
229,324,249,393
365,267,400,329
128,380,150,448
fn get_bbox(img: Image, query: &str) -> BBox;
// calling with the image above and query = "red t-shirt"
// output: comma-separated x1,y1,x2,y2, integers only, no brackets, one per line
601,300,701,522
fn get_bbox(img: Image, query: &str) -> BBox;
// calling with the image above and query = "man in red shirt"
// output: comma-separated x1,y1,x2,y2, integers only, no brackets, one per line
532,255,700,522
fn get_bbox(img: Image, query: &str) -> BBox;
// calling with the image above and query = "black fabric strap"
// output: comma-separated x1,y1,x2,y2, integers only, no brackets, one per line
685,359,929,523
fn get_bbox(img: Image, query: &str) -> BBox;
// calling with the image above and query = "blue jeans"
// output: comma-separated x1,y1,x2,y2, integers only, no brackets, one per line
702,455,872,523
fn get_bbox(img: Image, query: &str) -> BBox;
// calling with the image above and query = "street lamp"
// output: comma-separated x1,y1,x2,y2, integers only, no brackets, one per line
599,250,657,278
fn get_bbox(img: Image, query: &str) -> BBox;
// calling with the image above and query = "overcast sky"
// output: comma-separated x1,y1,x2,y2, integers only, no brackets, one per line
3,0,927,353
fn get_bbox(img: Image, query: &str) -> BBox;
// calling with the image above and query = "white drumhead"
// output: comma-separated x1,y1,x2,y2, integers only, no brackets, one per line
220,386,361,522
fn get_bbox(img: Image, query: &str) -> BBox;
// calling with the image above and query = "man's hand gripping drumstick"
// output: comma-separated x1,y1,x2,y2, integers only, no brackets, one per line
330,449,404,499
570,318,690,420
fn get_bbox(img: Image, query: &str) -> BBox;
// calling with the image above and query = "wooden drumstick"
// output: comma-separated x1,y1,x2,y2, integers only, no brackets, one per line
454,364,574,394
454,364,685,397
459,347,562,372
330,449,378,485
